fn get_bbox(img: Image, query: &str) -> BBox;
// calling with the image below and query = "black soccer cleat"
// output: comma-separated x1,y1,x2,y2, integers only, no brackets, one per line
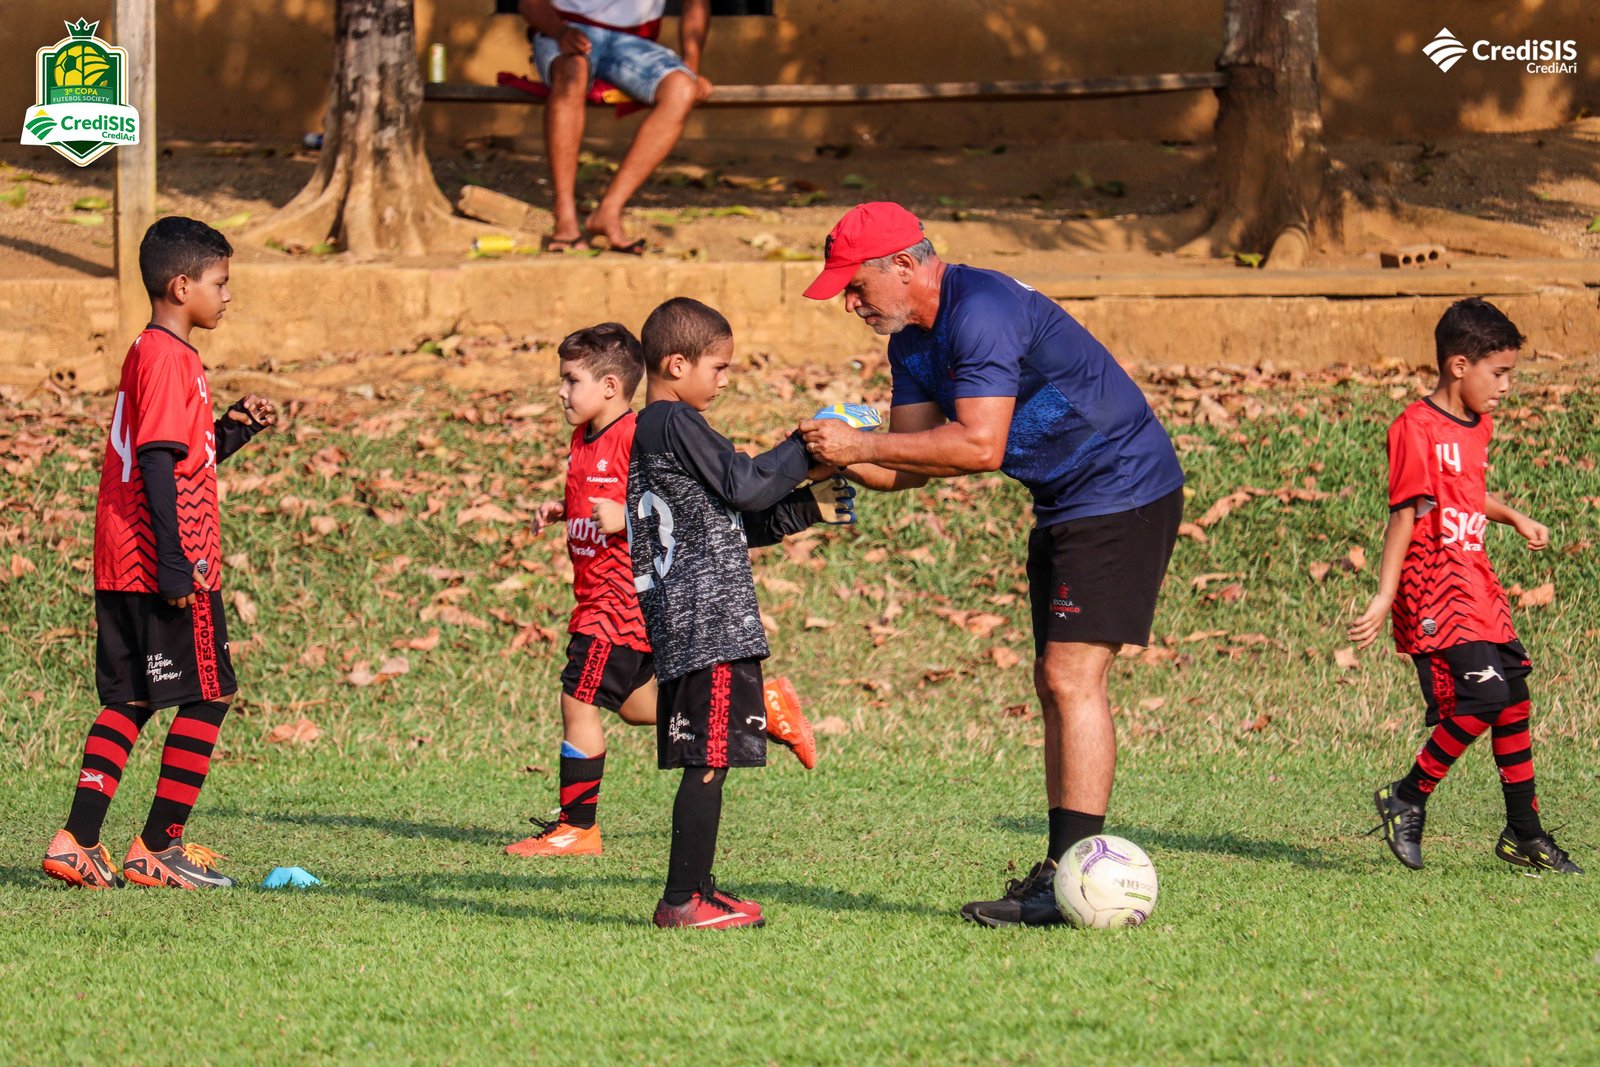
1371,783,1426,870
960,859,1065,928
1494,825,1584,875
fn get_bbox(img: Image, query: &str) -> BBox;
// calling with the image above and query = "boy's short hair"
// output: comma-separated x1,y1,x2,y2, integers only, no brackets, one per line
1435,297,1525,368
641,297,732,373
558,322,644,396
139,216,233,299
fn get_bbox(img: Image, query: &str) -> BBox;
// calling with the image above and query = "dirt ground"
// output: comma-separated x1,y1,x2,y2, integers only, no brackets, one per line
2,119,1598,280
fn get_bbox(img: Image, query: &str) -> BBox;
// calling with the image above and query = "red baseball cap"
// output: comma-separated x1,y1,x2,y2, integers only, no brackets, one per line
802,202,926,300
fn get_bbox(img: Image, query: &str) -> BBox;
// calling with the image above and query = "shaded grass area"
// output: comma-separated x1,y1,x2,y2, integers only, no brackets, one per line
4,359,1600,1061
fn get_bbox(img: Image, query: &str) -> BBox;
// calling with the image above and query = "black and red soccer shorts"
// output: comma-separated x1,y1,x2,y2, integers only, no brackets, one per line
655,658,768,770
1411,638,1532,725
95,589,235,708
560,632,654,712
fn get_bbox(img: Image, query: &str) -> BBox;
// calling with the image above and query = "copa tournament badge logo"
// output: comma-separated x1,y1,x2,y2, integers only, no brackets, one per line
19,18,141,167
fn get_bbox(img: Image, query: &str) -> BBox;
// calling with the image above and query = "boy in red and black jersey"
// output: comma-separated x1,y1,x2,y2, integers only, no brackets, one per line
43,217,277,891
1351,298,1580,875
504,323,821,860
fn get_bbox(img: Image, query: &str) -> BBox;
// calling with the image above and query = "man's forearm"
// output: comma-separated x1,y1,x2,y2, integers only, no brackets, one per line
518,0,567,38
679,0,709,70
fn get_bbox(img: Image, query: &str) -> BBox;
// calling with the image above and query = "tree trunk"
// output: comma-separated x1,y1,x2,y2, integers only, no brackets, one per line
254,0,475,255
1186,0,1329,261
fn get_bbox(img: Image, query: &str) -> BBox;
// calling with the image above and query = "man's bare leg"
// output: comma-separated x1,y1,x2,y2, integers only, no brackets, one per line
1037,640,1119,847
585,70,697,248
544,53,590,245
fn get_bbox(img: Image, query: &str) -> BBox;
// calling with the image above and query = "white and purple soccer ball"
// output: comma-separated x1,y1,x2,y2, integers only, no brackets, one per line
1054,835,1159,929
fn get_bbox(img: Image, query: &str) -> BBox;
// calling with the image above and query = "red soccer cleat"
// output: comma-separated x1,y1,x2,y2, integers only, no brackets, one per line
762,676,817,769
653,889,765,929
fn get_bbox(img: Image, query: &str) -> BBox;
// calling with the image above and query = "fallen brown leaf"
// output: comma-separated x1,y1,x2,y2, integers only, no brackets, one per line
1518,582,1555,608
990,646,1022,670
231,590,258,625
1333,646,1360,671
265,718,322,745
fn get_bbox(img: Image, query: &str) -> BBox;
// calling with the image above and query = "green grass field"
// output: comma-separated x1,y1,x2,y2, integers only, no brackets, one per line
4,354,1599,1063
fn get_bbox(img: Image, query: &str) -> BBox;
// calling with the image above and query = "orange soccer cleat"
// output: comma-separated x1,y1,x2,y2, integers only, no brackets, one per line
42,829,122,889
762,676,817,769
122,837,236,889
504,817,603,858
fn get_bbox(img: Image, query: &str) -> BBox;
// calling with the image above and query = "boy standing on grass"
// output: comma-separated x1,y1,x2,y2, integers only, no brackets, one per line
1350,297,1581,875
43,217,276,890
629,297,855,928
505,323,820,859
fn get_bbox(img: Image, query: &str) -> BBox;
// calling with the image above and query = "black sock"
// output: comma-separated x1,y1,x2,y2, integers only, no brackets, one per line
664,767,727,906
141,700,229,850
1502,779,1545,840
559,753,605,829
1048,807,1105,862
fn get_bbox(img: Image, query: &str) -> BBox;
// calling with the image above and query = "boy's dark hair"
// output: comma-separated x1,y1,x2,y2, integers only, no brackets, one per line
641,297,732,373
558,322,644,396
1435,297,1525,368
140,216,233,299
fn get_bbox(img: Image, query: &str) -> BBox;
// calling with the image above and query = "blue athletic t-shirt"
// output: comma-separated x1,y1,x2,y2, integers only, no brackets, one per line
887,265,1184,527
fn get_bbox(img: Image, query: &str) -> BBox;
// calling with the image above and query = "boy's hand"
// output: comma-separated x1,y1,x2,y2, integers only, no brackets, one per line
531,500,565,536
808,476,857,525
590,497,625,535
1347,593,1393,650
229,395,278,428
167,559,212,609
1513,515,1550,551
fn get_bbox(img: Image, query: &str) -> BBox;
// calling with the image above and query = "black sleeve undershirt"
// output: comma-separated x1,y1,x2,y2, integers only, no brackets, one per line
136,445,194,599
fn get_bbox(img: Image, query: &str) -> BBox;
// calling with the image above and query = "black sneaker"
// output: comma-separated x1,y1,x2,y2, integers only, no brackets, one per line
1494,825,1584,875
1371,783,1426,870
960,859,1064,927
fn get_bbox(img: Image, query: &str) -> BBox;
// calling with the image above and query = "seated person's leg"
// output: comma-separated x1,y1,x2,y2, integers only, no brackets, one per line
586,40,702,250
533,32,594,247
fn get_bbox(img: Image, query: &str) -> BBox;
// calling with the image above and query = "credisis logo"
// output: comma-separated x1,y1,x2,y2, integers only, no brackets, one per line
19,18,141,167
1423,25,1578,75
1424,28,1469,72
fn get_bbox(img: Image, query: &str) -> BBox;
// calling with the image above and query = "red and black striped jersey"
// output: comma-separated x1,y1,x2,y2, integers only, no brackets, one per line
93,328,222,593
1387,398,1515,654
565,412,649,652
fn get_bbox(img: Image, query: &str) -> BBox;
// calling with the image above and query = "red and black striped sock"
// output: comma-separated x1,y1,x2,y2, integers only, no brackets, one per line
1492,700,1544,839
1396,712,1494,805
558,753,606,829
64,703,155,847
140,700,229,850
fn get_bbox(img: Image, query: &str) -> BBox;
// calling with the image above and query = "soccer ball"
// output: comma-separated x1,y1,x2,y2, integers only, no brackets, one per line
55,44,111,89
1054,835,1158,929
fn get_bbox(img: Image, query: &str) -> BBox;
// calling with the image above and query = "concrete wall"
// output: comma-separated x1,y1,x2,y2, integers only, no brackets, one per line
5,1,1596,148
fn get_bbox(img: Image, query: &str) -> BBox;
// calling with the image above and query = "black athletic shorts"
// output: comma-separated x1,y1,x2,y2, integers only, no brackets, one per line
1412,638,1532,726
95,589,235,708
1027,487,1183,655
656,658,767,770
560,632,654,712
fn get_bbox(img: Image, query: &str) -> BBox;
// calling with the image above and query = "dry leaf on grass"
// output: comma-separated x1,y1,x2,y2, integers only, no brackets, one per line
309,515,339,536
420,604,490,630
7,554,35,579
396,627,441,652
759,576,803,595
804,616,836,630
231,590,257,625
1345,545,1367,572
990,646,1022,670
1308,562,1331,582
265,718,322,745
1518,582,1555,608
297,644,327,668
1139,697,1167,712
1333,646,1360,671
813,715,850,736
1239,712,1272,733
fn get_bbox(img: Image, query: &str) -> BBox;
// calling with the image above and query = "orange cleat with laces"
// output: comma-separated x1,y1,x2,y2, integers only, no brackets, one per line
762,676,817,769
122,837,236,889
42,829,123,889
504,818,603,857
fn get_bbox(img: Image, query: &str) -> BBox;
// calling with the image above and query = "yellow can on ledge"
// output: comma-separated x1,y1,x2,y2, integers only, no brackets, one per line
427,43,446,84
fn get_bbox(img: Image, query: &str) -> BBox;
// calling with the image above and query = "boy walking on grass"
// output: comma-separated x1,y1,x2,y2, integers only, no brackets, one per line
1350,297,1581,875
505,322,819,859
629,297,855,928
43,217,276,890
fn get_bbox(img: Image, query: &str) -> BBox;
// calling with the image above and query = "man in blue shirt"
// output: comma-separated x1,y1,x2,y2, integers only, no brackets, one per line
800,202,1185,927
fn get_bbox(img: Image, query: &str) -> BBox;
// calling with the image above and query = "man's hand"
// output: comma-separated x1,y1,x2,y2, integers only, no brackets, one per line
557,25,592,56
1346,593,1393,650
692,74,714,103
591,497,625,535
799,418,872,467
531,500,566,536
229,394,278,428
1513,514,1550,551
